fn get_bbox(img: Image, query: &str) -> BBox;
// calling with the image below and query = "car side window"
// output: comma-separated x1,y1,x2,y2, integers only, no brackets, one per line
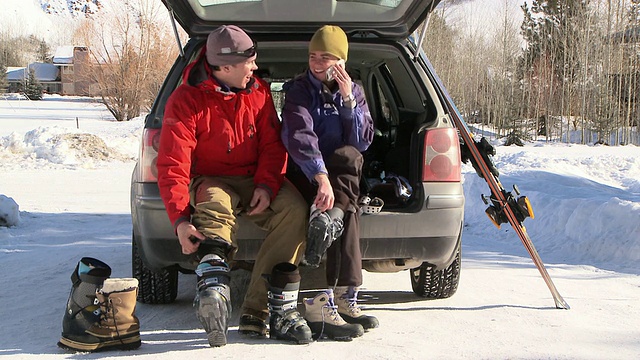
371,67,400,148
270,81,286,118
376,80,392,124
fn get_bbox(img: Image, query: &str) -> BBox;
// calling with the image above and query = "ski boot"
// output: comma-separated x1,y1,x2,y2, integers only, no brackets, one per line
302,206,344,267
58,257,112,351
267,262,312,344
194,254,232,347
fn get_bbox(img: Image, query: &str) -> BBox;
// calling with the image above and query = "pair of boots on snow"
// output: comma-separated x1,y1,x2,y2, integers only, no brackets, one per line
303,286,378,341
58,257,141,352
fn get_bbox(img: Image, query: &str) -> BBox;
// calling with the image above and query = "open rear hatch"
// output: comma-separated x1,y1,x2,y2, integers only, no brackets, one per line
162,0,440,39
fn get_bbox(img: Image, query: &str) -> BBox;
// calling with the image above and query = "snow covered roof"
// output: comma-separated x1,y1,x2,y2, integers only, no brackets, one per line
6,63,59,82
53,46,75,64
6,67,27,81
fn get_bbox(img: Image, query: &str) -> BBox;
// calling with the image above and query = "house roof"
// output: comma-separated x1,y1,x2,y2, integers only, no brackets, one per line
53,46,76,64
52,45,89,64
6,63,59,82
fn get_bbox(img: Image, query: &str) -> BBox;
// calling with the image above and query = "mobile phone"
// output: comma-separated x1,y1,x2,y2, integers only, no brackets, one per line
326,59,345,82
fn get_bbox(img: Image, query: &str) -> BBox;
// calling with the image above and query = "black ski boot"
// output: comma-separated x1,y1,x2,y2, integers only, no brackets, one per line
58,257,112,350
194,254,232,347
267,262,313,344
303,207,344,267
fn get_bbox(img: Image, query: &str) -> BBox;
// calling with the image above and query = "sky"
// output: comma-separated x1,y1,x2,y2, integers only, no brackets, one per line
0,94,639,359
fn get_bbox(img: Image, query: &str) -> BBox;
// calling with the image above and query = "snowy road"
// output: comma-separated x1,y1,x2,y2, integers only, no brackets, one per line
1,165,639,360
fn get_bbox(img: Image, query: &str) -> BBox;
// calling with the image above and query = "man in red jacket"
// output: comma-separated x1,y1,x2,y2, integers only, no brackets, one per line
156,25,311,347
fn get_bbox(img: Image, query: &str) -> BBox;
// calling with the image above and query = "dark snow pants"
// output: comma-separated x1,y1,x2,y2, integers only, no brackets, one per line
288,145,364,287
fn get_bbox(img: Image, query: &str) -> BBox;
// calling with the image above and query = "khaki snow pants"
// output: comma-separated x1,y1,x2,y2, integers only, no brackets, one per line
189,175,307,320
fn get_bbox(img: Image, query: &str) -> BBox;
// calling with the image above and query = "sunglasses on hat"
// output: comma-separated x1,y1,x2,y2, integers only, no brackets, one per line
217,44,257,58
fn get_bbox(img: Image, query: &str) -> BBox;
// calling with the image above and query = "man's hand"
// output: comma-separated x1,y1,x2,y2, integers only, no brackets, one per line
314,173,334,212
176,221,205,254
247,187,271,215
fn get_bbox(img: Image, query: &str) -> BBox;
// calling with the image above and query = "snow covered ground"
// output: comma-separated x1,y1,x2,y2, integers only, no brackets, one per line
0,95,639,359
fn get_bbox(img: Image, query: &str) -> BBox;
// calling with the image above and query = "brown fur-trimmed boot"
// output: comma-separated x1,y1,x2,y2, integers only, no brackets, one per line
59,278,141,352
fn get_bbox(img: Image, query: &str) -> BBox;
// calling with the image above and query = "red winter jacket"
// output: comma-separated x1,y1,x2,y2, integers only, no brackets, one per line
156,53,287,228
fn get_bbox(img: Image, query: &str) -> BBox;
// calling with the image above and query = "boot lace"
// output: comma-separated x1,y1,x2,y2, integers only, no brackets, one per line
316,296,343,340
322,298,343,324
96,297,112,326
97,296,125,344
344,297,362,317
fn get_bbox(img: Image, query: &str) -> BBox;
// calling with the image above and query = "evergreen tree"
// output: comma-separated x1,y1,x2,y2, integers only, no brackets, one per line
519,0,594,142
620,0,640,130
24,68,43,100
521,1,591,81
0,64,8,93
36,38,51,63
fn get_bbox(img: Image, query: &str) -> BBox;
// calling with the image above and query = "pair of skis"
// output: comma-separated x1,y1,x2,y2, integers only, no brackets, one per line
424,58,570,310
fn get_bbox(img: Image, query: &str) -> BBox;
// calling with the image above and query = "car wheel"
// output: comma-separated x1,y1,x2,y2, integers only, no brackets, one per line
410,242,461,299
132,234,178,304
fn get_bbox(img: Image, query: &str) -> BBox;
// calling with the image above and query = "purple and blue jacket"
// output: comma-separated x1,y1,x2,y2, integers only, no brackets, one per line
281,70,374,181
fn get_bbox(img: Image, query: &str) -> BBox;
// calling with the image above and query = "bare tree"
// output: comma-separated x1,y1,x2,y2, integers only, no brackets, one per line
483,0,523,141
423,6,458,92
0,32,49,68
73,0,177,121
420,0,640,145
423,2,492,127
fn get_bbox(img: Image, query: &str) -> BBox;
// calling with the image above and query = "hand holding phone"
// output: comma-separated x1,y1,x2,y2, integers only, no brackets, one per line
326,59,345,82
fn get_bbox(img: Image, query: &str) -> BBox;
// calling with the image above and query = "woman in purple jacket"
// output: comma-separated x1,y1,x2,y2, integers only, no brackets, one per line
281,25,379,341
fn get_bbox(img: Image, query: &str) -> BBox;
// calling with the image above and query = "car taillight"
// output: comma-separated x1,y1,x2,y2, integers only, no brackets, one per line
139,128,160,182
422,128,461,182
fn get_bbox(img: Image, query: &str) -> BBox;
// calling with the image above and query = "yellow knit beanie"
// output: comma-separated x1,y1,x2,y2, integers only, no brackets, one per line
309,25,348,61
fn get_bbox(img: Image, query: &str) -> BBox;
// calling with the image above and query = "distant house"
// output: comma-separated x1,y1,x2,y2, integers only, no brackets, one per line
7,63,59,93
53,46,96,95
4,46,97,96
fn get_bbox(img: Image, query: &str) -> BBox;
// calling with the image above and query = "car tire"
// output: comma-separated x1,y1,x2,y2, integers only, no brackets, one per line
410,241,461,299
132,234,179,304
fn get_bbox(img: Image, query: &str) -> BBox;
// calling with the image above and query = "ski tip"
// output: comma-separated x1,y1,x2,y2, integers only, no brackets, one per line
555,298,570,310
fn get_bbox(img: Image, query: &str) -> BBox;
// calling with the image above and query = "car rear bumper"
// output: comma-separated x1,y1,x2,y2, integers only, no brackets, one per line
132,182,464,272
